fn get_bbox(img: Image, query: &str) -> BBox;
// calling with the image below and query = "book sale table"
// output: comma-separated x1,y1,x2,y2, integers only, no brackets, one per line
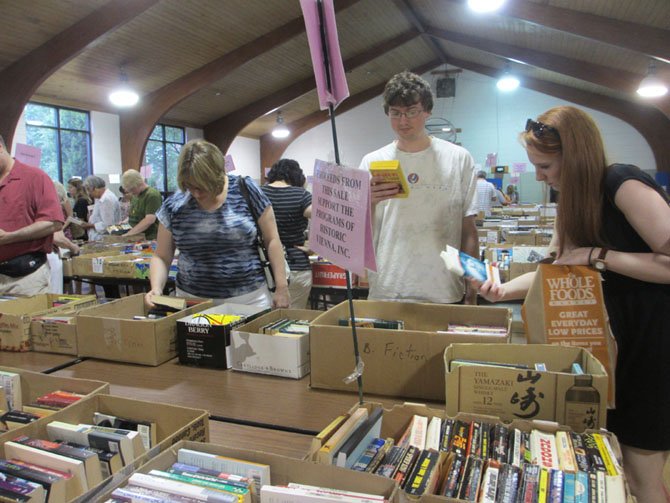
51,357,433,434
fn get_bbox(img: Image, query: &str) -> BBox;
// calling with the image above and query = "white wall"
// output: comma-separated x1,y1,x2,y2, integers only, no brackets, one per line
227,136,261,180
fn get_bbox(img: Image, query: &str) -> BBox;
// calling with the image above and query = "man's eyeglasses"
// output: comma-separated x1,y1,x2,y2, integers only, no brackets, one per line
525,118,560,139
388,108,423,119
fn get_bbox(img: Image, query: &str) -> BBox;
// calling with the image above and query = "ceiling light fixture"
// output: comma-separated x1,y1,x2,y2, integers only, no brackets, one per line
108,66,140,108
467,0,506,13
271,111,290,139
496,65,520,91
636,61,668,98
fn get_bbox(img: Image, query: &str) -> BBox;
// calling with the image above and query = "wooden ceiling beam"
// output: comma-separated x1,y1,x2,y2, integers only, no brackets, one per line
259,60,441,172
448,57,670,172
392,0,448,64
118,0,362,171
0,0,159,148
425,26,670,119
205,29,421,153
440,0,670,63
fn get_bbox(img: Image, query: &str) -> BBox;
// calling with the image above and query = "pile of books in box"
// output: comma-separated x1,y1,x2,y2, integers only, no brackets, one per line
106,446,389,503
260,318,311,336
0,414,151,500
313,407,627,502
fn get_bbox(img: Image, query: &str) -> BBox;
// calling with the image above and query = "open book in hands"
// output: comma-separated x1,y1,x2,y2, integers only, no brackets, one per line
440,245,500,284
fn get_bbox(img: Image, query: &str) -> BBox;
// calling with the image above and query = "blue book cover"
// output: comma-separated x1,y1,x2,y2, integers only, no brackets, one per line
441,245,495,282
574,471,589,503
562,472,576,503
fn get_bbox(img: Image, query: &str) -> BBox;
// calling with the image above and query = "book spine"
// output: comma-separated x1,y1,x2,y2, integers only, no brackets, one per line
590,433,617,476
491,424,509,464
404,449,439,498
569,432,591,473
479,460,500,503
392,446,419,488
450,420,470,457
466,421,482,457
439,418,455,452
441,453,465,498
548,469,564,503
364,439,393,474
351,438,385,472
374,446,406,478
580,434,607,473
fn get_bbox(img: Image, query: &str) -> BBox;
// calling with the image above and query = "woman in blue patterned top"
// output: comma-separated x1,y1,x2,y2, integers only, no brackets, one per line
146,140,290,308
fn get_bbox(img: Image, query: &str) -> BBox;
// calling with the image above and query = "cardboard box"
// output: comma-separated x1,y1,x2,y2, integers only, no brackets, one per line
76,294,212,366
312,262,347,287
176,303,270,369
2,394,209,503
308,402,632,502
100,232,145,244
0,364,108,408
71,252,123,276
30,310,85,355
0,294,97,351
101,255,151,279
444,343,608,430
98,439,397,503
310,300,512,401
231,308,322,379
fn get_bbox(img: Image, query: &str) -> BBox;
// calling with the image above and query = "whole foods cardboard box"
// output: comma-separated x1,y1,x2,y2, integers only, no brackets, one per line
231,308,322,379
176,303,270,369
310,300,512,401
3,394,208,503
0,294,97,351
76,294,212,365
444,343,608,431
97,439,397,503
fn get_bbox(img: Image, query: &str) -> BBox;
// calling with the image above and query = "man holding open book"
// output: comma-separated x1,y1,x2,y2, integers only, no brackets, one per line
359,71,479,304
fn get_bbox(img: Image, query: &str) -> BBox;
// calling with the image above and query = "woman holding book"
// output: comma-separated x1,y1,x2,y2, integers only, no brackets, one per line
146,140,289,309
474,106,670,502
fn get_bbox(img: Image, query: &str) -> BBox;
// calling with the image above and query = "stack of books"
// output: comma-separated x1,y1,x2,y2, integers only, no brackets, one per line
313,410,628,502
260,318,311,336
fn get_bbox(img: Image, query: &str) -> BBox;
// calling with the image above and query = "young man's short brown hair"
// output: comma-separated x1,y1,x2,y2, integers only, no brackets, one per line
382,71,434,114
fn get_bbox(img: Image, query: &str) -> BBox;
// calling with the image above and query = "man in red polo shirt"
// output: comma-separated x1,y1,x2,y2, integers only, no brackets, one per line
0,135,64,295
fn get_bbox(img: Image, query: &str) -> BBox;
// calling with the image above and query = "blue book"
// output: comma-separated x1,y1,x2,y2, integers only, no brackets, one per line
548,469,564,503
351,438,385,471
562,472,576,503
441,246,498,283
574,471,589,503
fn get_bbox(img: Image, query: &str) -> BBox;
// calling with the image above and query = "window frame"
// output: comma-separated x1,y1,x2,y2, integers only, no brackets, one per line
144,123,185,195
24,102,92,183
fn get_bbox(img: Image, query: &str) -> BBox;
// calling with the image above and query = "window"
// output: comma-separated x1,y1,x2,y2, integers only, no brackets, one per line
24,103,92,182
143,124,185,193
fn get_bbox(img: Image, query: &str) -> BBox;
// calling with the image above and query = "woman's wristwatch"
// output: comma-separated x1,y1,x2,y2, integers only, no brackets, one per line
591,247,609,272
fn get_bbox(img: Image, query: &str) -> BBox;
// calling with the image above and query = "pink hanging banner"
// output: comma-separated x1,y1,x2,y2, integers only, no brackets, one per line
300,0,350,110
140,164,152,179
224,155,236,172
308,159,376,276
512,162,527,173
14,143,41,168
485,153,498,168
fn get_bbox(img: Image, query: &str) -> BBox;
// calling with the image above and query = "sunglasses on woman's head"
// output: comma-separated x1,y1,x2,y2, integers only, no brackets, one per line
525,118,560,139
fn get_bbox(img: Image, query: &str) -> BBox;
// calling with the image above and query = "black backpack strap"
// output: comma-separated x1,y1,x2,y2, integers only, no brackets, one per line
238,177,263,239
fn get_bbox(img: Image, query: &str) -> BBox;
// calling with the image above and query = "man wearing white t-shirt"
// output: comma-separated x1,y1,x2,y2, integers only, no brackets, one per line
359,71,479,304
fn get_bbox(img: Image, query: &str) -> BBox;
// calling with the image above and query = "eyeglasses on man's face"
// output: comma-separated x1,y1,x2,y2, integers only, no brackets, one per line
388,107,424,119
525,118,560,139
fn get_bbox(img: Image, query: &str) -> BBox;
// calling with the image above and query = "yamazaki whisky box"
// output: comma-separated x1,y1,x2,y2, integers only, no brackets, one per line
522,264,617,406
445,343,608,431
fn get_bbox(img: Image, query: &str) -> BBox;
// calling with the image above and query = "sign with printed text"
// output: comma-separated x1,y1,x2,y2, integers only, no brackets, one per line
309,159,376,276
14,143,41,168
